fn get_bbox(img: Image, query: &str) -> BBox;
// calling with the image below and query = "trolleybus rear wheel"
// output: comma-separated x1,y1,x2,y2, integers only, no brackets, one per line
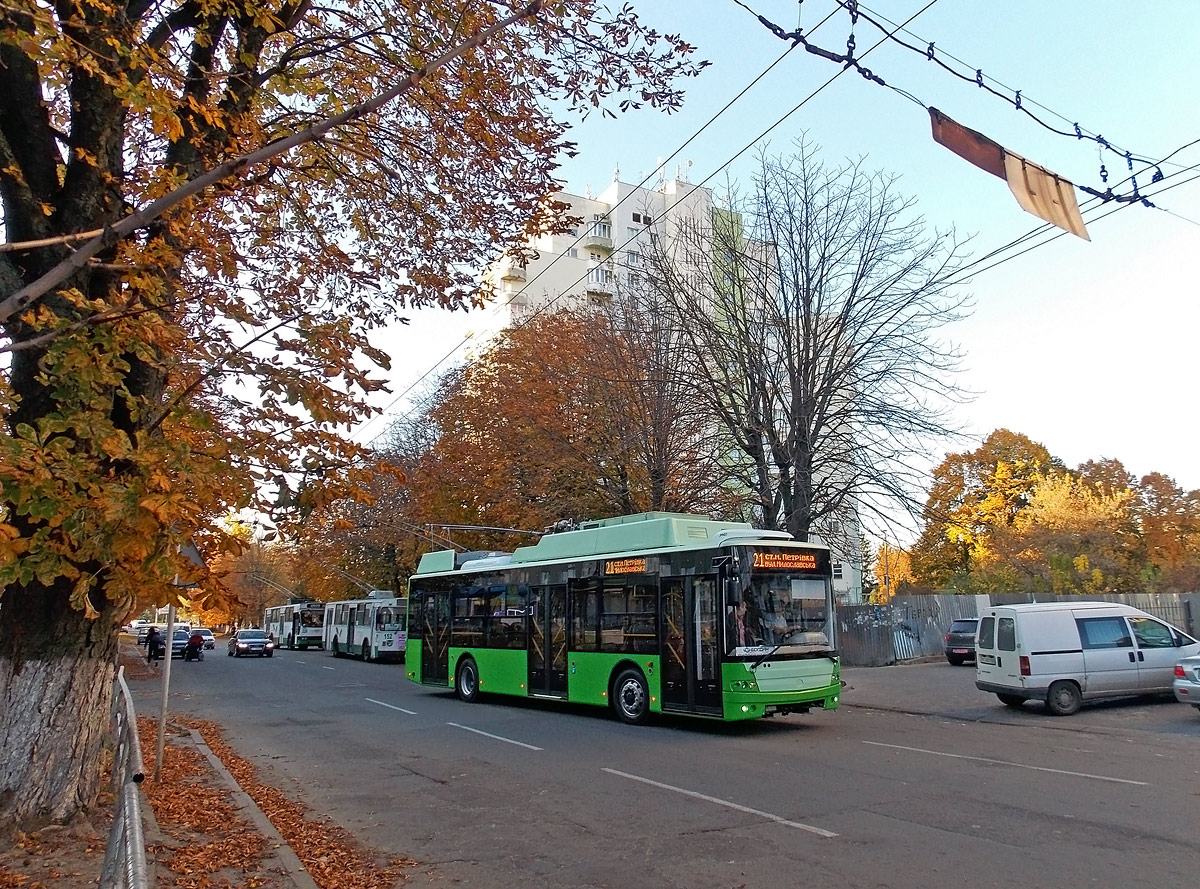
612,668,648,725
456,658,480,703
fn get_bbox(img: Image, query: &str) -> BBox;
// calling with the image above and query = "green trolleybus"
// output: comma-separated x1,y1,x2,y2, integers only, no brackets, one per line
405,512,840,724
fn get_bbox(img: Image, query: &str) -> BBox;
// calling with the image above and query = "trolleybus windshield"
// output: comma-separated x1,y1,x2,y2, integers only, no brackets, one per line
726,548,833,658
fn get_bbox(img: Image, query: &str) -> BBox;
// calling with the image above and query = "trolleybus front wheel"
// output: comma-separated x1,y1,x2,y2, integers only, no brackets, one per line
456,657,480,703
612,668,648,725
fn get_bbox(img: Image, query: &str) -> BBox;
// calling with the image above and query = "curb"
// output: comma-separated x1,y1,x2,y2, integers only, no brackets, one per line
183,727,320,889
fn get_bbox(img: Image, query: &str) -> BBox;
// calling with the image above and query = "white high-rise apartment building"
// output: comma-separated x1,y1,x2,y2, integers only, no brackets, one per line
488,171,714,324
484,171,865,603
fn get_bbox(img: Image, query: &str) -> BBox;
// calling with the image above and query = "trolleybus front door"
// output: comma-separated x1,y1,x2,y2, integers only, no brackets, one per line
660,576,722,713
528,585,567,696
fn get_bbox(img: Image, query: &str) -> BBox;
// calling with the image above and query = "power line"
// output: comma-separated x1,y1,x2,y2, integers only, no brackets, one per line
942,162,1200,287
742,0,1167,202
361,0,938,444
355,26,820,441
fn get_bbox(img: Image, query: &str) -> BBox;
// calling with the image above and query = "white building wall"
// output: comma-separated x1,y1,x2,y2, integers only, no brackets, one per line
489,176,714,324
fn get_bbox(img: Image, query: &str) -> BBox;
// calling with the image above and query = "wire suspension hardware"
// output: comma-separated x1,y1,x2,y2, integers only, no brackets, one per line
738,0,1166,204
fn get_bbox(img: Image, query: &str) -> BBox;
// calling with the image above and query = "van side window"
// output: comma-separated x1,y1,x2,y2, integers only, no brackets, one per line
997,617,1016,651
1128,617,1175,648
1076,617,1133,649
978,617,995,649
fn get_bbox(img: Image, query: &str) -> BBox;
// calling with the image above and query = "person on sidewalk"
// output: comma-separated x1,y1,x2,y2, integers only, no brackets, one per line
145,626,163,662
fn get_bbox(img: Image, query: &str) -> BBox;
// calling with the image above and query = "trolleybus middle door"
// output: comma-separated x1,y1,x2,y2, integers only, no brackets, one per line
528,585,567,697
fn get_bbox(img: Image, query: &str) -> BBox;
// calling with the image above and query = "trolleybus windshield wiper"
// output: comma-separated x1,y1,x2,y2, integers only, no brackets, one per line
751,644,783,670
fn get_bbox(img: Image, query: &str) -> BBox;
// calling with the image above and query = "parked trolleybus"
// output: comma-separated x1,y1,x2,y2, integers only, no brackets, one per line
323,595,409,662
406,512,840,724
263,602,326,650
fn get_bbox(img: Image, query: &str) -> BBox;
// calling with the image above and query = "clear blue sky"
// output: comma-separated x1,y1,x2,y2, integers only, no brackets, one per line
378,0,1200,492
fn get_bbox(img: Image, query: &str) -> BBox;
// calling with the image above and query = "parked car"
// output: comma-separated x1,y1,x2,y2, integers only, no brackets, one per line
228,629,275,658
976,602,1200,715
1173,654,1200,710
944,618,979,666
169,628,191,658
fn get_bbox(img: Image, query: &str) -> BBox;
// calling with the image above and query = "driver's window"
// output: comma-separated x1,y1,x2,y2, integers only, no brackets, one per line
1128,616,1175,649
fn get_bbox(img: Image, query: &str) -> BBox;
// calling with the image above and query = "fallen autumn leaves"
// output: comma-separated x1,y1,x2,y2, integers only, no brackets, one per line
0,645,416,888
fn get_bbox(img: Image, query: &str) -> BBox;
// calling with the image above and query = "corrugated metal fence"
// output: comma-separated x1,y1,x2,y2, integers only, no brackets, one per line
838,592,1199,667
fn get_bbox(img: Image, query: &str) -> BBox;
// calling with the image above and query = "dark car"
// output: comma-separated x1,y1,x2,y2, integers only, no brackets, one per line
228,629,275,658
169,628,191,658
944,618,979,666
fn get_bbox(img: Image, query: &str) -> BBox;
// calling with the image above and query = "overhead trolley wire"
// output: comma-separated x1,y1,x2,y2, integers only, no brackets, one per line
361,0,936,444
358,7,837,440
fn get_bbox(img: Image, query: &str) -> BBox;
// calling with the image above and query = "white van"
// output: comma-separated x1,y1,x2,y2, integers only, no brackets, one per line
975,602,1200,715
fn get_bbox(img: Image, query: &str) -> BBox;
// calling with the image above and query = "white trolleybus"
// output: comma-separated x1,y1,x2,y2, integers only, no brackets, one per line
323,594,409,662
406,511,840,724
263,601,326,650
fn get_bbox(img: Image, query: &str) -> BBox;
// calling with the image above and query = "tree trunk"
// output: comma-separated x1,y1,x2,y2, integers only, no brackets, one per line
0,580,119,828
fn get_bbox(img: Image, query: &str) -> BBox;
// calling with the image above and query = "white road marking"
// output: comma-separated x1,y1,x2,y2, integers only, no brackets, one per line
862,741,1148,785
366,698,417,715
446,722,542,750
601,768,838,837
322,666,335,671
294,660,305,664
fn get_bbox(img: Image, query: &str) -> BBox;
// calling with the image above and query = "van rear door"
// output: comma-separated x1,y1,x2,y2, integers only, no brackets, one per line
976,613,1021,687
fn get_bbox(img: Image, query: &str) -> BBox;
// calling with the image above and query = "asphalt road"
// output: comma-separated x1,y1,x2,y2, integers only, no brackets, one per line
134,647,1200,889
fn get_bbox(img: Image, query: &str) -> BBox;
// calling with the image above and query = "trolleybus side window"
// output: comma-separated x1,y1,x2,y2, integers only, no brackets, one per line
451,583,488,648
570,580,601,652
600,577,657,654
496,584,529,650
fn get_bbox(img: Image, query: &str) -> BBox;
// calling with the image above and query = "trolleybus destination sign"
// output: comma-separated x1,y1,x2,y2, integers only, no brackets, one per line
752,551,818,571
604,557,647,575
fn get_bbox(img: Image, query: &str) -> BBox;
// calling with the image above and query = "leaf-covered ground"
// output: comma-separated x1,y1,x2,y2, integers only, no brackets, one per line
0,644,417,888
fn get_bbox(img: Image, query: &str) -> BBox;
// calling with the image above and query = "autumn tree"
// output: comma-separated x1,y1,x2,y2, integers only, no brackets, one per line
385,306,737,547
874,543,914,601
1135,472,1200,591
972,472,1141,593
641,142,971,547
910,429,1056,588
0,0,704,827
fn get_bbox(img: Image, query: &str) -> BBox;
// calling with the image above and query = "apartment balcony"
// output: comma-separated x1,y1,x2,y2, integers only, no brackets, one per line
585,265,614,296
582,221,613,251
497,258,526,281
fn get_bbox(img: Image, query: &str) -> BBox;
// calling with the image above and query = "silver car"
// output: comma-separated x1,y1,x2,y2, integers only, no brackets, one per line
1173,654,1200,710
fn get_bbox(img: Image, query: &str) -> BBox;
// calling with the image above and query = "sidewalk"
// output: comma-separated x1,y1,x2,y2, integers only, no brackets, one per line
123,641,414,889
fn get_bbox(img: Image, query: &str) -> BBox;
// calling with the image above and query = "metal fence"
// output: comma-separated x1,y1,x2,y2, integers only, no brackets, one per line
99,666,149,889
838,592,1198,667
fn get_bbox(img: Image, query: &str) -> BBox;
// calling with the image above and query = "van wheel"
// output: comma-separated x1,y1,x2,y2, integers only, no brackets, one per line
997,693,1025,708
456,658,479,703
612,668,649,725
1046,680,1081,716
